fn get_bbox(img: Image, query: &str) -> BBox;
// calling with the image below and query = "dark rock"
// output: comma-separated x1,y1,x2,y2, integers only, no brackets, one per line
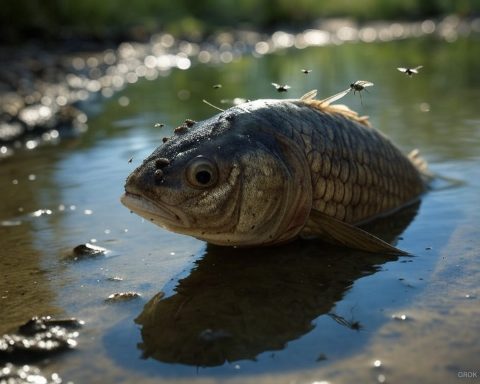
0,363,63,384
0,316,83,363
71,243,108,260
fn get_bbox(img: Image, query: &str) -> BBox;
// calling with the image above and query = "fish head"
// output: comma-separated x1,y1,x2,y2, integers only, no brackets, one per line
121,106,312,246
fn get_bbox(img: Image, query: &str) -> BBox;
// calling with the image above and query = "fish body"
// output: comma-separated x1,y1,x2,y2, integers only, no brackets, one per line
122,93,428,253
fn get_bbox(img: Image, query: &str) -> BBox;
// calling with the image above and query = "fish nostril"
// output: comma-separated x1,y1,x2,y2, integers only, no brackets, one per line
155,158,170,168
174,126,188,134
184,119,196,127
154,169,164,182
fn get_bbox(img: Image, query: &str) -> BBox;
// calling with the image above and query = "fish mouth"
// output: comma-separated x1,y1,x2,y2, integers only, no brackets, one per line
121,192,190,229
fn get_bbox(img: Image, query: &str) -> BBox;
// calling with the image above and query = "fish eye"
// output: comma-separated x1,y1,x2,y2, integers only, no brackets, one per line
185,156,218,188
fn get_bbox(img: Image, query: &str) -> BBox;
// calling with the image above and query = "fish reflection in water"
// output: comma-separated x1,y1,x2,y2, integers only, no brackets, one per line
134,203,419,368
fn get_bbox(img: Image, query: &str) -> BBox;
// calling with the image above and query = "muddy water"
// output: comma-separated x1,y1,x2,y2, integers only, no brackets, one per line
1,36,479,383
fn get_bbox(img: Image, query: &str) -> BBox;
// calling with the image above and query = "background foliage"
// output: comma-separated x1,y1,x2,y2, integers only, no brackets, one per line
1,0,479,43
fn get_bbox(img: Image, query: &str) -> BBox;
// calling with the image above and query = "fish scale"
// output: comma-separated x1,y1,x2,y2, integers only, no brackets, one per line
251,98,426,224
293,100,425,224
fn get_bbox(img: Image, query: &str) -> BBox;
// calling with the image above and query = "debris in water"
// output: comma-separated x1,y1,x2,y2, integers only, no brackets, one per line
301,69,312,74
107,276,124,282
212,84,222,89
154,123,165,128
105,292,141,302
316,353,327,361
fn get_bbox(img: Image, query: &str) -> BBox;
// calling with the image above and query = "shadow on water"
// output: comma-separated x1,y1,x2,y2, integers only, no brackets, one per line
105,202,420,376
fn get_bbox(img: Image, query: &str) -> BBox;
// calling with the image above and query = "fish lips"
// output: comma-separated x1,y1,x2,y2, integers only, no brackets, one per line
121,192,190,230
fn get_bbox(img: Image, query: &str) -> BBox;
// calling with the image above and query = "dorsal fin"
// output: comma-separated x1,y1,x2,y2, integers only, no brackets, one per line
408,148,434,181
302,100,372,127
298,88,371,127
300,89,317,101
317,88,351,106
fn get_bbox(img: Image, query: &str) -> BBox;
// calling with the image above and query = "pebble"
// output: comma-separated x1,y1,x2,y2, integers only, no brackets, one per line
105,292,141,302
71,243,108,260
0,316,83,360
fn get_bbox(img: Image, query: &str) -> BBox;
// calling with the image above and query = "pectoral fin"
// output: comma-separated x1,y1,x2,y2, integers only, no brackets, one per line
303,210,408,255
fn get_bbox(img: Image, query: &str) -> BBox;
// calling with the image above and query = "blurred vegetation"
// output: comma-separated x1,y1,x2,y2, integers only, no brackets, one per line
1,0,479,44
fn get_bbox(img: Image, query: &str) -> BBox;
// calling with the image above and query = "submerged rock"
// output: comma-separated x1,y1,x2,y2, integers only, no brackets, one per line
71,243,108,260
0,316,83,362
0,363,63,384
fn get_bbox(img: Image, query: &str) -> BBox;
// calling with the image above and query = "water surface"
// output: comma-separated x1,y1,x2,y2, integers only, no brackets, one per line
1,36,479,383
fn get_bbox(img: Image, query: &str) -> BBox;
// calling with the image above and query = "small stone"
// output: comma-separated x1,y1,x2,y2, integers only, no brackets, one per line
105,292,141,302
72,243,108,259
107,276,124,282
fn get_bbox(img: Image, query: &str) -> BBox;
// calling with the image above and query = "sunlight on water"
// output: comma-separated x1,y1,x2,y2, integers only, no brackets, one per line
1,35,479,383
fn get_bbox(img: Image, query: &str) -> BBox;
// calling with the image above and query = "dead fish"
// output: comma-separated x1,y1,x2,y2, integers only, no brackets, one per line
121,89,430,254
397,66,423,76
272,83,291,92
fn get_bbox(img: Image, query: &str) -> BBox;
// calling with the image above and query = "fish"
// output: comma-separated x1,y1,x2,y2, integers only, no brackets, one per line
121,89,430,254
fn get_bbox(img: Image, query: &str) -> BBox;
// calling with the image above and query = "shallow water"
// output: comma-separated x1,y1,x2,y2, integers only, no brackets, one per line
1,36,479,383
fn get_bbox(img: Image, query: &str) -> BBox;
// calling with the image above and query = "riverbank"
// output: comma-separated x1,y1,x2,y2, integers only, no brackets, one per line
1,16,479,158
